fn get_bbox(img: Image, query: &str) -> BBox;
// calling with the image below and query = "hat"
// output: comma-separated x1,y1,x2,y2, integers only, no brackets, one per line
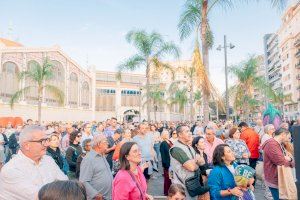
234,164,255,187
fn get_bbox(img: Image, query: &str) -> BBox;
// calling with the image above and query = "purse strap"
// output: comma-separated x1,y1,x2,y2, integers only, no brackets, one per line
128,171,144,200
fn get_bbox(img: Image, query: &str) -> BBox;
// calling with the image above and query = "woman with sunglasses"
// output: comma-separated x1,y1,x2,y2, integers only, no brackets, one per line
66,131,83,179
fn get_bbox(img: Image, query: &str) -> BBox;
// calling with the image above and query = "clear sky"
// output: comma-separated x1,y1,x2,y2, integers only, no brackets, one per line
0,0,294,92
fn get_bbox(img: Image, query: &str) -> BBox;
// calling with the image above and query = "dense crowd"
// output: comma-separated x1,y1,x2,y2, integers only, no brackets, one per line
0,117,298,200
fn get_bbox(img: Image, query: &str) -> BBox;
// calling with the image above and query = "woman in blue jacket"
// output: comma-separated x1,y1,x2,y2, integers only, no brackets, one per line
208,144,243,200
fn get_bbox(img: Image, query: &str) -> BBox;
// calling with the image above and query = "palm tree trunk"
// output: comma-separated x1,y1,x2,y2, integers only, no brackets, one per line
38,86,43,125
189,84,194,121
201,0,210,123
146,63,151,122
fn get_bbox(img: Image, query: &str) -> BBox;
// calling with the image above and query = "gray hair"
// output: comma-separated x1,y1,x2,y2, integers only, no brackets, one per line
264,124,274,134
82,138,92,148
19,125,45,145
91,134,107,148
205,122,216,133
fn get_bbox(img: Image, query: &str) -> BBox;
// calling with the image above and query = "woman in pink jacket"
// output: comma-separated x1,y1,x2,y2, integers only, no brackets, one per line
112,142,153,200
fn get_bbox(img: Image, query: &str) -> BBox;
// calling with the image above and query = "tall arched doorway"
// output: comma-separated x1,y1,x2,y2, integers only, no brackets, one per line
123,109,139,123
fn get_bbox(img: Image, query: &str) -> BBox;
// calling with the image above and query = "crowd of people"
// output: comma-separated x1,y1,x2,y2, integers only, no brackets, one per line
0,117,298,200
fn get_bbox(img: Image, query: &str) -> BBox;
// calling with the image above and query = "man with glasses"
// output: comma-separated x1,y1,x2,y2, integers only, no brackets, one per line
0,125,67,200
203,123,224,165
80,134,113,200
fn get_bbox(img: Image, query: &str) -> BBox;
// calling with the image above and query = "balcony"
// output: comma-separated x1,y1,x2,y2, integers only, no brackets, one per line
295,39,300,47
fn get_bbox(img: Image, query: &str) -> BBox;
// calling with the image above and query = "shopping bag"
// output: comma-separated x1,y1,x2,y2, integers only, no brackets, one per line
278,165,297,199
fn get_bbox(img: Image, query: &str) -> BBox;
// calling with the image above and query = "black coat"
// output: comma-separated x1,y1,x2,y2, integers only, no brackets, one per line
8,132,20,154
66,144,82,172
47,147,64,170
160,140,172,169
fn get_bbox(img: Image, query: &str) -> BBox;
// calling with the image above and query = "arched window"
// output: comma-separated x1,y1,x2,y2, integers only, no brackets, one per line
25,60,39,104
45,60,65,107
68,72,78,108
81,81,89,109
0,62,19,102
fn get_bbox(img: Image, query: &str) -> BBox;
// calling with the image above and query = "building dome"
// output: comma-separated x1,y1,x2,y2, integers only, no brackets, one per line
0,38,23,47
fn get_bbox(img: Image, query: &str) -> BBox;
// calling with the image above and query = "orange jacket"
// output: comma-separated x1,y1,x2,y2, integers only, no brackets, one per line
240,128,260,159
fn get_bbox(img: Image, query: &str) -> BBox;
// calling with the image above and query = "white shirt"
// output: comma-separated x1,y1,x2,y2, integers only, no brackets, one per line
0,151,68,200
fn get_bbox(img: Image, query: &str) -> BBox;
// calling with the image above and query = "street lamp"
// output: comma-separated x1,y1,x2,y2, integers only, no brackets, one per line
217,35,235,121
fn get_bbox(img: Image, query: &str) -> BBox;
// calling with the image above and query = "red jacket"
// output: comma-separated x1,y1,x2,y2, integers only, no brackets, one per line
240,128,259,159
262,138,294,188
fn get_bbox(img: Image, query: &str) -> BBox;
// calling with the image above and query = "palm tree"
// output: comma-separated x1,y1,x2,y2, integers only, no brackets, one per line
179,65,197,121
10,58,64,124
168,81,188,120
178,0,286,122
229,56,276,121
194,90,202,120
273,90,290,117
118,30,180,122
145,84,166,122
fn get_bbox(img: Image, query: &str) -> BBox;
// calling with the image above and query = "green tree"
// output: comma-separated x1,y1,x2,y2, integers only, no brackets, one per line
168,82,188,120
118,30,180,122
178,0,286,122
229,56,275,121
145,84,166,122
10,58,64,124
178,65,197,121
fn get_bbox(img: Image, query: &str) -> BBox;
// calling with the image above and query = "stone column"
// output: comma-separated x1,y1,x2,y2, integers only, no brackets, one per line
115,80,122,121
20,53,26,103
65,61,69,108
78,74,82,109
91,65,96,121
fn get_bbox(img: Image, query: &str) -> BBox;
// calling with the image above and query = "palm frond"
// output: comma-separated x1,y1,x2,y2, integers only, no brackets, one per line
118,54,146,72
178,0,202,41
150,58,175,80
126,30,151,56
9,86,32,108
155,42,181,59
44,84,65,105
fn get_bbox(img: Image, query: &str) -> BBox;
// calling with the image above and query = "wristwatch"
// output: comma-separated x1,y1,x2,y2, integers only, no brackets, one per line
227,188,232,194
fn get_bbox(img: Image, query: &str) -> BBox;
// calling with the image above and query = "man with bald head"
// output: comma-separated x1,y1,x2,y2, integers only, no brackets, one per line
0,125,67,200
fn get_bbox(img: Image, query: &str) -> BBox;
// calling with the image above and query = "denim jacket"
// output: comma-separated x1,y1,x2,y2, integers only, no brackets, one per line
208,164,237,200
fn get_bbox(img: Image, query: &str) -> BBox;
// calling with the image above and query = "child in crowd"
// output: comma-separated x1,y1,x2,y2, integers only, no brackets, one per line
234,165,256,200
168,184,186,200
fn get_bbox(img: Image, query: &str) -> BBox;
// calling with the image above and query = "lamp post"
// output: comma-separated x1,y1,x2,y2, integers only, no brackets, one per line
139,82,142,123
217,35,235,121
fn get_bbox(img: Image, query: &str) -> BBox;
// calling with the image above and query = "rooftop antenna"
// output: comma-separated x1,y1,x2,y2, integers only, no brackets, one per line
7,21,14,40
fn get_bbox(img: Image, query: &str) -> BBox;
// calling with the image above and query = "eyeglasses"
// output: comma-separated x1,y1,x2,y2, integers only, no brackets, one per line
28,138,50,146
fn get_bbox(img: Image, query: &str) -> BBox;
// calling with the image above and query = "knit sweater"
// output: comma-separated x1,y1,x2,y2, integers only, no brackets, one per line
262,138,294,188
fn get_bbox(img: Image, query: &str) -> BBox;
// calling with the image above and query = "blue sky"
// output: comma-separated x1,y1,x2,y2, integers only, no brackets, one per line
0,0,294,92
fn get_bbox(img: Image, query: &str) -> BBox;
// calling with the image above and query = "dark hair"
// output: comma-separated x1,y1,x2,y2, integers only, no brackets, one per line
69,131,80,145
192,136,204,154
238,122,248,128
111,117,117,121
274,128,290,137
115,128,124,135
119,142,137,170
168,183,186,197
212,144,230,166
27,119,33,123
229,128,238,138
38,180,87,200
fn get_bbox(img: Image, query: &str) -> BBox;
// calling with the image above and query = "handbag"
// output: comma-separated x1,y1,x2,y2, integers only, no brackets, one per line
277,165,297,199
175,169,210,197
